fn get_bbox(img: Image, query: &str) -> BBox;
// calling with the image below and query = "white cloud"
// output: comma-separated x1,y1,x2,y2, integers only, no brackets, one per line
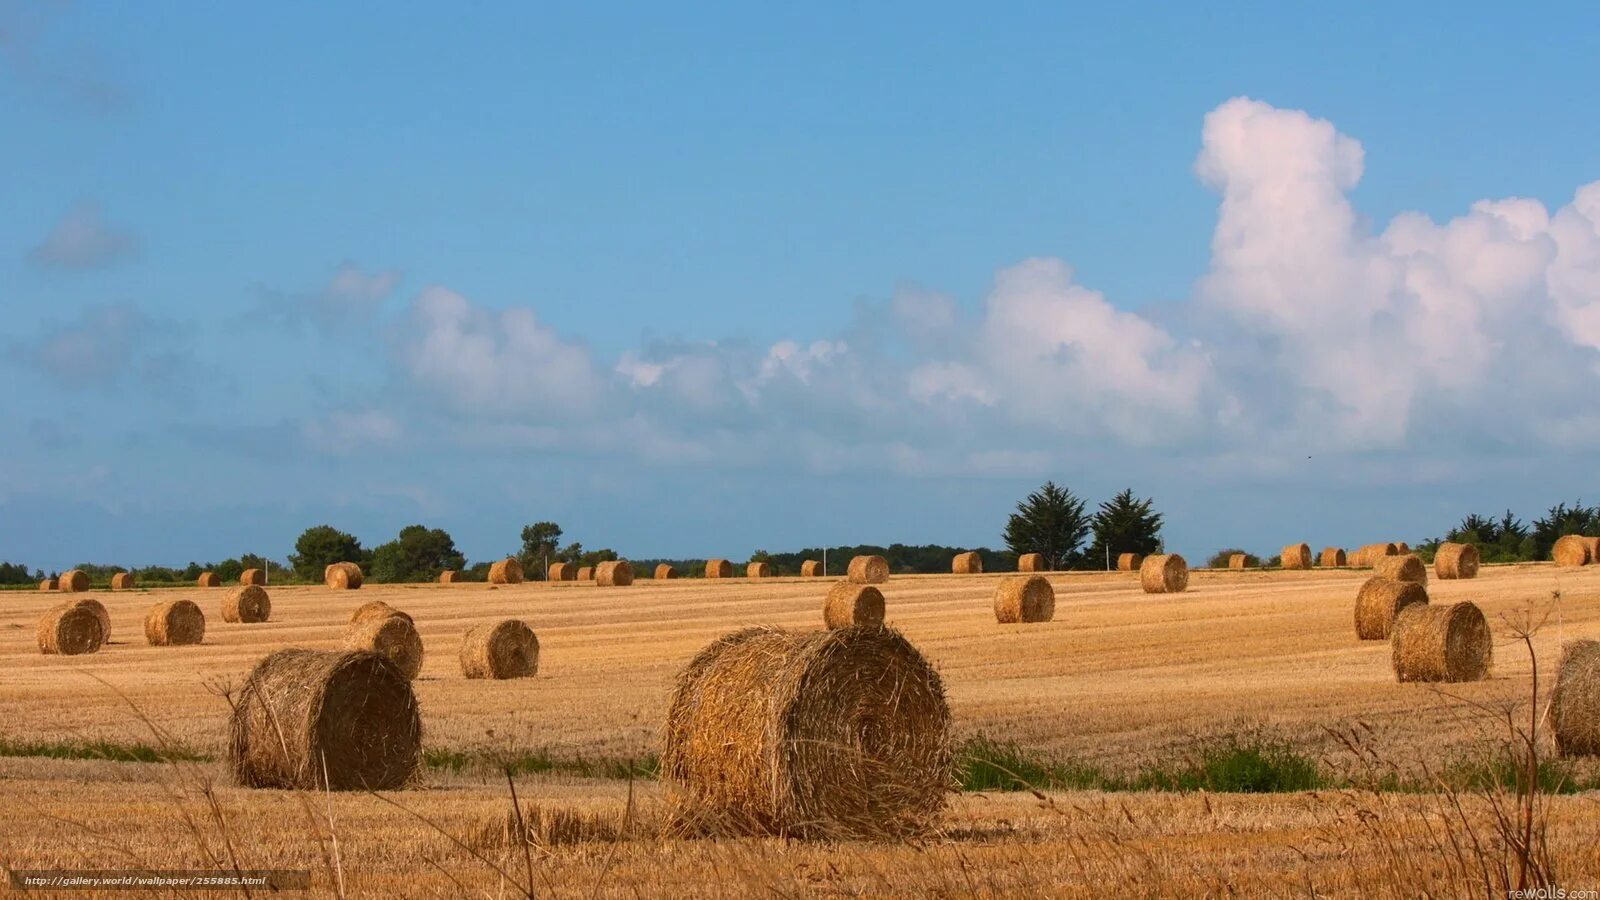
301,410,403,456
26,205,139,270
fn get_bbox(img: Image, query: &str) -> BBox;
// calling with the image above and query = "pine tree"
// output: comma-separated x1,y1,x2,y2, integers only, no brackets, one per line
1087,488,1164,568
1003,482,1090,570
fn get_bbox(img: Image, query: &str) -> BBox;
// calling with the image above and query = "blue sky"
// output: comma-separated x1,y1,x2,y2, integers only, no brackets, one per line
4,2,1600,570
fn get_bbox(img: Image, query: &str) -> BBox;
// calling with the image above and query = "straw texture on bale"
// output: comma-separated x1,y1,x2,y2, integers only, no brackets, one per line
1354,577,1429,640
1551,640,1600,757
1553,535,1591,567
71,597,110,644
800,560,822,577
847,555,890,584
1373,554,1428,585
37,602,104,656
746,561,772,579
324,562,363,590
1353,543,1399,568
1434,543,1480,580
994,575,1054,624
488,557,525,585
1319,547,1347,567
59,569,89,592
1391,602,1491,683
1116,553,1142,572
705,559,733,579
459,620,540,679
39,577,58,591
655,564,676,580
1227,553,1249,570
223,585,271,623
596,560,634,586
1586,537,1600,564
547,562,575,581
1280,543,1312,570
345,614,424,680
1017,553,1045,573
111,572,135,590
824,583,886,629
229,649,421,790
197,572,220,588
1140,554,1189,594
145,599,205,646
349,601,412,627
576,566,595,581
439,570,457,584
661,625,951,839
949,552,979,575
239,568,266,586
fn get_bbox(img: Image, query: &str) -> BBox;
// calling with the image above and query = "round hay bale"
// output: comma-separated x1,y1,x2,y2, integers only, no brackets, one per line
1434,543,1480,580
145,599,205,646
823,583,885,629
1553,535,1592,567
547,561,575,581
239,568,266,586
596,560,634,586
229,648,420,790
993,575,1054,624
68,597,110,644
1116,553,1142,572
37,602,104,655
489,557,524,585
39,577,58,591
576,566,594,581
223,585,271,624
1373,554,1427,585
59,569,90,592
325,562,363,590
847,555,889,584
345,614,424,680
439,570,457,584
800,559,823,577
1585,537,1600,564
1227,553,1249,570
951,552,982,574
349,601,412,627
705,559,733,579
661,625,950,839
655,564,677,580
1354,577,1429,640
1390,602,1491,683
1319,547,1347,567
110,572,135,590
1140,554,1188,594
459,620,540,679
1280,543,1312,570
1353,543,1399,568
197,572,220,588
1551,640,1600,757
1017,553,1045,573
746,561,772,579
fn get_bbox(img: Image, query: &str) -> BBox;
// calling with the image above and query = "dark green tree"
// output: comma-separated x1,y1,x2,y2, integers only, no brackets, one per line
1086,488,1164,568
370,524,466,583
518,522,564,580
1003,481,1090,570
289,525,366,581
1532,501,1599,560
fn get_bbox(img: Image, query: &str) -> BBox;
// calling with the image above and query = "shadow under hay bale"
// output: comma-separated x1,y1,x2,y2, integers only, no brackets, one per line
704,559,733,579
662,625,950,840
346,614,424,680
1390,602,1491,683
1116,553,1142,572
1373,554,1428,585
1017,553,1044,573
1553,535,1592,567
1280,543,1312,570
1140,554,1189,594
847,555,889,584
197,572,220,588
800,559,822,577
37,602,104,656
548,562,575,581
952,552,982,575
746,562,772,578
325,562,363,590
229,649,421,790
1434,542,1480,580
993,575,1054,624
597,561,633,586
489,557,524,584
111,572,135,590
1552,640,1600,757
824,583,885,629
1354,577,1428,640
460,620,539,679
1319,547,1347,567
223,585,271,623
239,568,266,586
655,564,676,580
146,599,205,646
59,569,90,592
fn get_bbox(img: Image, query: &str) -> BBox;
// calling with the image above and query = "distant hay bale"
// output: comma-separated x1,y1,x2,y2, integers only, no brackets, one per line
1551,640,1600,757
655,564,677,580
197,572,220,588
111,572,135,590
847,555,889,584
1391,602,1491,683
1434,543,1480,580
325,562,363,590
1553,535,1592,567
800,560,822,577
345,614,424,680
1116,553,1142,572
547,562,575,581
1280,543,1312,570
39,577,58,591
229,649,421,790
1352,543,1399,568
1319,547,1347,567
223,585,271,623
350,601,412,627
824,583,886,629
662,625,950,839
37,602,105,655
747,562,772,579
1140,554,1188,594
145,599,205,646
1374,554,1428,585
705,559,733,579
993,575,1054,624
59,570,89,592
1354,577,1429,640
952,552,982,575
439,570,457,584
239,568,266,586
1586,537,1600,564
488,557,524,585
1396,542,1411,555
459,620,540,679
1017,553,1045,573
1227,553,1249,570
576,566,595,581
597,560,634,586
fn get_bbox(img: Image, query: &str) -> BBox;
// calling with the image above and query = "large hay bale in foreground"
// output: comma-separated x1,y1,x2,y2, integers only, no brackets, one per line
1280,543,1312,570
547,562,575,581
746,561,772,579
439,570,457,584
350,600,412,627
597,560,634,586
70,597,111,644
824,583,885,629
847,555,889,584
39,577,58,591
993,575,1054,624
800,560,822,577
655,564,677,580
705,559,733,579
576,566,594,581
239,568,266,586
325,562,363,590
223,585,271,623
662,625,950,839
1552,640,1600,757
145,599,205,646
952,552,982,575
1140,554,1188,594
489,558,524,585
1553,535,1592,567
229,649,421,790
1373,554,1427,585
1116,553,1142,572
1017,553,1045,573
1434,543,1480,580
345,614,424,680
37,602,104,655
1227,553,1249,570
197,572,220,588
1391,602,1491,683
1354,577,1428,640
111,572,135,590
459,620,540,679
59,570,89,592
1319,547,1347,567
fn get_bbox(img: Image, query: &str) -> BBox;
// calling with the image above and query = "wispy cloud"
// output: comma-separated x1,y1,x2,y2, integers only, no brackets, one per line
26,204,139,270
